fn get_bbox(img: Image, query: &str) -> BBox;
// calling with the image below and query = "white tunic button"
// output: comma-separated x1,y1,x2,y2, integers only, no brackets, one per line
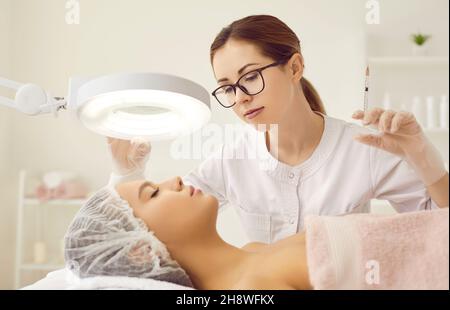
288,172,295,179
289,218,295,224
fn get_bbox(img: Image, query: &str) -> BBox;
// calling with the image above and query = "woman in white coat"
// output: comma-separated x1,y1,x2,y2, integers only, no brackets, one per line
107,15,448,245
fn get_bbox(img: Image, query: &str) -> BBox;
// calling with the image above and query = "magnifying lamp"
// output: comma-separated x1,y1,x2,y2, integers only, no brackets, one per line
0,73,211,141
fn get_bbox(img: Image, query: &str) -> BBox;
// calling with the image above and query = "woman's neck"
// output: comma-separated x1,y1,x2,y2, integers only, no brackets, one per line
268,91,324,166
166,230,312,290
165,232,258,289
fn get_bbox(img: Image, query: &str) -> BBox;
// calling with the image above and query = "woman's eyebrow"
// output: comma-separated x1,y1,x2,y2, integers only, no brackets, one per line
138,181,156,199
217,63,260,83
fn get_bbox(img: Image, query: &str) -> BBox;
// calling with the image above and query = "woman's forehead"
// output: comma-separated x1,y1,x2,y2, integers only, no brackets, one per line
213,41,270,81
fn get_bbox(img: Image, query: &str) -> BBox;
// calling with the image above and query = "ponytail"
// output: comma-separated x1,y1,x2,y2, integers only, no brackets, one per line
301,77,326,115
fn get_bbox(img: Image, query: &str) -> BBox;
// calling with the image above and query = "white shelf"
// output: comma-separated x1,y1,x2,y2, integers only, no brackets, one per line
15,170,87,288
368,56,449,66
423,128,449,134
23,198,86,206
20,263,64,271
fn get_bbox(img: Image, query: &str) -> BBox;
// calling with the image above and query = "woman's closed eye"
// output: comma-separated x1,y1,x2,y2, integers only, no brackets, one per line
149,188,159,199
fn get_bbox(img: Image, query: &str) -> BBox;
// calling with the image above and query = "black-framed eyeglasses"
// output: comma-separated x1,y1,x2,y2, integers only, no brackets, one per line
211,61,282,108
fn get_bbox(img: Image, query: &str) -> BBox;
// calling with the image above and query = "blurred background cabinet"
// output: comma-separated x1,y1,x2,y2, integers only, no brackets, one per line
368,56,449,213
14,170,86,288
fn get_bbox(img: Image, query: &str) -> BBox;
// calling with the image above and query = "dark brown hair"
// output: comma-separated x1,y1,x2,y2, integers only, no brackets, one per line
210,15,326,115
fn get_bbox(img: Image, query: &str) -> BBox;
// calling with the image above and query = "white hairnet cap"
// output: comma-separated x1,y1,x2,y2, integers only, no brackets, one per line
64,186,193,287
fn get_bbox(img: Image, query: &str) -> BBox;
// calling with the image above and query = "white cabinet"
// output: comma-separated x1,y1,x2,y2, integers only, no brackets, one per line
367,56,449,214
14,170,85,288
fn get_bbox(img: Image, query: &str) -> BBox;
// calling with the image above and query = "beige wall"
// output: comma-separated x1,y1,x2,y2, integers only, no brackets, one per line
0,0,367,288
367,0,449,57
0,0,14,290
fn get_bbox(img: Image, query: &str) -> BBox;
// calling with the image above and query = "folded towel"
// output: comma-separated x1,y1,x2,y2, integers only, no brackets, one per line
35,180,89,201
305,208,449,290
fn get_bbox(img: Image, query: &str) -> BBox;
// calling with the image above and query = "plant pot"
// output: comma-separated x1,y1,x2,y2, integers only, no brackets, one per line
412,44,428,57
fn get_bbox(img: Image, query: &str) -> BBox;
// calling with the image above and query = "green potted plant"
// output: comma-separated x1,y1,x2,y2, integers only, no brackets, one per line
410,32,431,56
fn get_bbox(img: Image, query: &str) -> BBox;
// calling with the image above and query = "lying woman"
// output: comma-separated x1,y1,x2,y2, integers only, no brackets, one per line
64,177,449,290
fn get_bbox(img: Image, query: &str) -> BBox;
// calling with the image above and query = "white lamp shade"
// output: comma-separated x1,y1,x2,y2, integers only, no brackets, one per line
72,73,211,141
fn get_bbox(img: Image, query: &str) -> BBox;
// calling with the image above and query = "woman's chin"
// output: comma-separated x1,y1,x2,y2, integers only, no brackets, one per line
199,195,218,216
205,194,219,208
250,119,277,131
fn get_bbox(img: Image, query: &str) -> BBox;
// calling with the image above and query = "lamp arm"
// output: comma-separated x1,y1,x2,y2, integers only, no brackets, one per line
0,96,16,109
0,76,66,116
0,77,24,90
0,77,24,109
40,97,68,115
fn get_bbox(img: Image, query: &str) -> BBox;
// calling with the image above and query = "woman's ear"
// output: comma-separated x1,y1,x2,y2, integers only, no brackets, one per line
288,53,304,82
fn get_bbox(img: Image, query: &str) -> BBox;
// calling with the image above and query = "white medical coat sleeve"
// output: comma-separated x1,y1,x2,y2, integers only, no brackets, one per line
183,144,229,213
107,169,146,188
370,145,440,212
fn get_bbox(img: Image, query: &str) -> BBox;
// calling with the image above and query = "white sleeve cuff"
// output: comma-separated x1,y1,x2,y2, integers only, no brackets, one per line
107,170,146,188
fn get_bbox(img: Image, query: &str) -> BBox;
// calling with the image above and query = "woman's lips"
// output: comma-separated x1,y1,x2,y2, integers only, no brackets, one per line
244,107,264,119
189,186,202,196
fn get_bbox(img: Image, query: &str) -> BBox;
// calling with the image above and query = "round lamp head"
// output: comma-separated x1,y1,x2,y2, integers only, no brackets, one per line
74,73,211,141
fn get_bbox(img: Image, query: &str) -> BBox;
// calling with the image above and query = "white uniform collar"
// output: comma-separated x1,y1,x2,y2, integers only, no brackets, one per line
257,111,340,183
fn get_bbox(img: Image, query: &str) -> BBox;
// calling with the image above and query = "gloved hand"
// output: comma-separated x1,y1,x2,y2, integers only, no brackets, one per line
106,137,151,176
352,108,448,186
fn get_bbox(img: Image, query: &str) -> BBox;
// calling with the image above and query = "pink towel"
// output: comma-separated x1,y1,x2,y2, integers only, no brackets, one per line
35,180,88,202
305,208,449,290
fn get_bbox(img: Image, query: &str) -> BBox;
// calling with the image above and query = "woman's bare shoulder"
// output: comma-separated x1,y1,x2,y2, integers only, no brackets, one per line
239,232,310,290
241,231,306,252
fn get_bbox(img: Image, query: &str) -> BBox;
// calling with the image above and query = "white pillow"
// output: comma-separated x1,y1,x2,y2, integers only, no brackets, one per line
21,268,194,290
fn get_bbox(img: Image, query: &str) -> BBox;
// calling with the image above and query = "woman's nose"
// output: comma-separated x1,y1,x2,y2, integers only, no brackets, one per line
160,176,183,192
235,87,251,105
